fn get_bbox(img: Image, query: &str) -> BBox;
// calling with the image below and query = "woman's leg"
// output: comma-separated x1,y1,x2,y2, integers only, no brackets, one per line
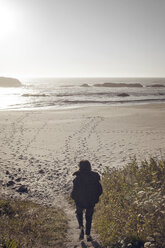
76,205,84,227
76,205,84,239
85,207,94,235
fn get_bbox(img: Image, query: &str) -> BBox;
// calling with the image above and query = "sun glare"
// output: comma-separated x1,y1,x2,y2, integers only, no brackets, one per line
0,3,17,38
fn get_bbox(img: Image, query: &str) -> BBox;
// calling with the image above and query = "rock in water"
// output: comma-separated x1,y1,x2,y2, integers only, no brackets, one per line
94,82,143,87
81,83,90,87
117,93,130,97
0,77,22,87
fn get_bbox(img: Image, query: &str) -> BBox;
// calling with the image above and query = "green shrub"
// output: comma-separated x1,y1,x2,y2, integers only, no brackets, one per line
94,158,165,248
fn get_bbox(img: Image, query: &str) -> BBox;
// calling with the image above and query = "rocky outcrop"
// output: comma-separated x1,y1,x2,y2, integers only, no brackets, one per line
94,82,143,87
0,77,22,87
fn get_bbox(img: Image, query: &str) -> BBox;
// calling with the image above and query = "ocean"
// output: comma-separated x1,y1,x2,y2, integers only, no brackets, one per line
0,77,165,110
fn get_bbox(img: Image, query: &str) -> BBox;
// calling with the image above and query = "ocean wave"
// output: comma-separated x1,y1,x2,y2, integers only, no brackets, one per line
61,98,165,104
60,83,144,88
22,93,49,97
56,92,113,97
56,92,165,98
146,84,165,88
22,92,165,98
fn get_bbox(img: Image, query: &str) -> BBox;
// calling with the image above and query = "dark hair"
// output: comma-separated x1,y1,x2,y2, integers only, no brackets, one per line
78,160,91,172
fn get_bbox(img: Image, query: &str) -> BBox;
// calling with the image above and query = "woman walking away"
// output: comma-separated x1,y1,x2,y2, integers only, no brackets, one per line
71,160,103,242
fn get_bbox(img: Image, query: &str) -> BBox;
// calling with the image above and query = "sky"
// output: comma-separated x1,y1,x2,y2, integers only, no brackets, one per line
0,0,165,78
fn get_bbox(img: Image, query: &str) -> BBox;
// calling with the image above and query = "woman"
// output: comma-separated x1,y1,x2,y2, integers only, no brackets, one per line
71,160,102,241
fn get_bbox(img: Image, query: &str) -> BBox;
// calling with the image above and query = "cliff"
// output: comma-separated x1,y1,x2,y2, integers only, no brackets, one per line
0,77,22,87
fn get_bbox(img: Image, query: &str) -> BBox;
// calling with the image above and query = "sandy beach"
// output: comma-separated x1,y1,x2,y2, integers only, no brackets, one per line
0,103,165,246
0,103,165,203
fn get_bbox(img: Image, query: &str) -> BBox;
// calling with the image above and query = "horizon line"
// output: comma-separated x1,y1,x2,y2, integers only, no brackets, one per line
1,75,165,79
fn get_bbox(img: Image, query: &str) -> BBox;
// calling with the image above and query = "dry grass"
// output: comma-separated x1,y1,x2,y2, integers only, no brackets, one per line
94,158,165,248
0,198,68,248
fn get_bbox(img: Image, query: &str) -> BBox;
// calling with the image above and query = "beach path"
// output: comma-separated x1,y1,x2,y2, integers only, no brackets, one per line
54,195,103,248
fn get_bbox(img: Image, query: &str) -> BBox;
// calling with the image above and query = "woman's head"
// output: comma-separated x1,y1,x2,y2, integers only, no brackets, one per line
78,160,91,172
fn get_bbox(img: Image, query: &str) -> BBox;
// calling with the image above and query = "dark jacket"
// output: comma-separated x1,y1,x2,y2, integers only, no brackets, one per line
71,170,103,208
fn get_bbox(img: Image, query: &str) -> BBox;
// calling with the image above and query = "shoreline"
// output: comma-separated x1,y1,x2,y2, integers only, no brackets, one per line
1,99,165,112
1,101,165,112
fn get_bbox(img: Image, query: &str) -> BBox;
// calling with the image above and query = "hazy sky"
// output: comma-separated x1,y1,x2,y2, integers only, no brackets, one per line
0,0,165,78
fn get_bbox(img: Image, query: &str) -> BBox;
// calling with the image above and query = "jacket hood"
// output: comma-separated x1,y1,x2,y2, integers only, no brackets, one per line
73,170,91,176
73,170,100,180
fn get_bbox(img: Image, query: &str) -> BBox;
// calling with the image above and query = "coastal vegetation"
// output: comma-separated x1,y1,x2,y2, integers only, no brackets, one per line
94,158,165,248
0,157,164,248
0,199,68,248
